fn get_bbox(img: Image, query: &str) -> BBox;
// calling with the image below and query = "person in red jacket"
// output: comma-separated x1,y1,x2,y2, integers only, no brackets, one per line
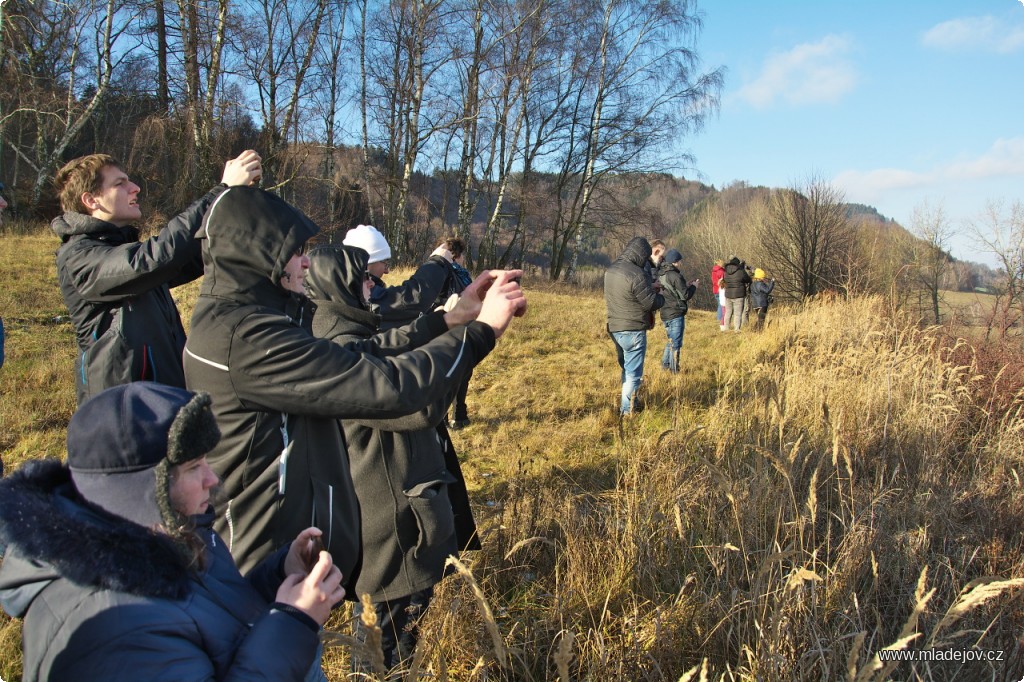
711,260,726,329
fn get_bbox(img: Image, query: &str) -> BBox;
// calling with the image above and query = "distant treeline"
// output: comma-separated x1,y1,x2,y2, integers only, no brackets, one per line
0,0,723,278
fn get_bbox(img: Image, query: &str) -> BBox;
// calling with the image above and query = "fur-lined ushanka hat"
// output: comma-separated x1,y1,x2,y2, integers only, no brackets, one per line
68,382,221,530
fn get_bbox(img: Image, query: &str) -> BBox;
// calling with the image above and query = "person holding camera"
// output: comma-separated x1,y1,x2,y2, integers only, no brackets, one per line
657,249,698,373
304,244,482,673
0,382,341,681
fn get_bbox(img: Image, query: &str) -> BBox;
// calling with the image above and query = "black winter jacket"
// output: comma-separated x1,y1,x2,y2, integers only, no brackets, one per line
51,187,223,404
0,460,318,681
183,188,494,576
369,256,460,330
604,237,664,333
306,246,479,602
751,279,776,308
657,262,697,322
723,258,752,299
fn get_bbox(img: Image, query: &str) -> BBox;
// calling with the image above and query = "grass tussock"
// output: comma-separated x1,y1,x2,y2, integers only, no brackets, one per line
2,238,1023,681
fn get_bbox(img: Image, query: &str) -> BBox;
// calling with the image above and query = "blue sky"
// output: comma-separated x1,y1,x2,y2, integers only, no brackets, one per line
686,0,1024,266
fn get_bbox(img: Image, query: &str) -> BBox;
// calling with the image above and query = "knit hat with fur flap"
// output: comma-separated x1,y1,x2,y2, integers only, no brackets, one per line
68,382,221,530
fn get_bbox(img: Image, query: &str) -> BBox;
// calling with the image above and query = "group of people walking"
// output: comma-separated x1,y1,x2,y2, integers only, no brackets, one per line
0,151,527,680
605,239,775,416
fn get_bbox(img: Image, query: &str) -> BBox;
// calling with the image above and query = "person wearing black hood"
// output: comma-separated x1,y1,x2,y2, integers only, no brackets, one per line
722,255,752,332
657,249,699,373
304,245,480,673
183,187,526,586
50,151,262,404
604,237,665,415
0,382,343,681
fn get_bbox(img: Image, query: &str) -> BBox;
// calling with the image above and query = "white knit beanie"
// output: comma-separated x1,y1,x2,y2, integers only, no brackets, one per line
342,224,392,264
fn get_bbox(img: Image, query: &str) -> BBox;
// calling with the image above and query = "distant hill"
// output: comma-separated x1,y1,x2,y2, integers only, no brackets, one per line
845,203,895,224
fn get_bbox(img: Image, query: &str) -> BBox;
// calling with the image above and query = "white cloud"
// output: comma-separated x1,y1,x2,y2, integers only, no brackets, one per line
733,35,858,109
945,137,1024,179
835,137,1024,200
921,16,1024,54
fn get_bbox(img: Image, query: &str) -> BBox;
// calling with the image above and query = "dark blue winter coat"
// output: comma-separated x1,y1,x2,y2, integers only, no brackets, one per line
0,460,319,681
751,279,776,308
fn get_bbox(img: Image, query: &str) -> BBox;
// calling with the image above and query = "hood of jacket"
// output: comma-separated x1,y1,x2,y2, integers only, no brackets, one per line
50,211,139,244
306,245,370,310
617,237,652,269
724,257,743,275
658,261,679,276
197,187,319,305
305,245,380,340
0,460,192,618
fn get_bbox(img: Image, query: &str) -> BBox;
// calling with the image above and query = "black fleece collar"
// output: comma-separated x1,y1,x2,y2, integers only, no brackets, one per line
0,460,191,602
51,211,139,243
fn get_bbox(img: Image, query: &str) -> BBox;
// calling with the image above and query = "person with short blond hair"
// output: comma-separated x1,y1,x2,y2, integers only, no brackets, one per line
51,150,262,403
54,153,121,214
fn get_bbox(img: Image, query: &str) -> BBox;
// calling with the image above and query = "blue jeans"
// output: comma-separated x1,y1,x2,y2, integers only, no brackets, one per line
661,316,684,372
610,330,646,414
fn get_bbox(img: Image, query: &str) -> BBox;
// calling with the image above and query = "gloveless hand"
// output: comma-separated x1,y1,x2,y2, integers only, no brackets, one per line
221,149,262,187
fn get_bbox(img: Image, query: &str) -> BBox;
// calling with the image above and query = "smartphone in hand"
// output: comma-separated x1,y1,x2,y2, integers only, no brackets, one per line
305,535,325,571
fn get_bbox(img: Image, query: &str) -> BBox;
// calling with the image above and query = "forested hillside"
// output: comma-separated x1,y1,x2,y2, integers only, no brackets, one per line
0,0,1016,322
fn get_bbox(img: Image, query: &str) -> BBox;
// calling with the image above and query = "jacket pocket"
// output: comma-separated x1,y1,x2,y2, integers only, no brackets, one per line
404,469,457,559
311,477,335,551
81,310,134,399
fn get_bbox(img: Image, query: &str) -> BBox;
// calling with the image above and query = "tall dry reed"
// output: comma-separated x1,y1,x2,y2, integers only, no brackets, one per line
2,237,1022,681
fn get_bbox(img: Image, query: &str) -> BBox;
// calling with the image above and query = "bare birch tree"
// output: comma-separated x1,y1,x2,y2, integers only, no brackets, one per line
1,0,139,208
907,200,952,324
971,200,1024,340
240,0,329,187
364,0,455,260
544,0,721,281
173,0,231,181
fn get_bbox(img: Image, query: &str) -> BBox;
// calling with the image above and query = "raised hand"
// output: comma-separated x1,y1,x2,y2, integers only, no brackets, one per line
476,270,527,337
444,270,527,335
221,149,263,187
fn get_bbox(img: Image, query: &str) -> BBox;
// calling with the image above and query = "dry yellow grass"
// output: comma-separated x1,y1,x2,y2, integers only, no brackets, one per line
2,237,1024,681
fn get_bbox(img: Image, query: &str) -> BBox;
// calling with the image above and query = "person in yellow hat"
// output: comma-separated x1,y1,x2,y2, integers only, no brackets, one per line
750,268,775,331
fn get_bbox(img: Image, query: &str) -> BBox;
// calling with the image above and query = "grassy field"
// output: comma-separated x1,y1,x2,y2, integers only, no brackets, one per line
2,233,1024,680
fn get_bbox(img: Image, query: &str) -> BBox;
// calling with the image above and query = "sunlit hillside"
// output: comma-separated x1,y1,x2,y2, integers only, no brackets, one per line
2,235,1023,681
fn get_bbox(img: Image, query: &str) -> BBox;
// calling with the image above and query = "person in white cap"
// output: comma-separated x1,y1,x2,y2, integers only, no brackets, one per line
342,224,464,331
